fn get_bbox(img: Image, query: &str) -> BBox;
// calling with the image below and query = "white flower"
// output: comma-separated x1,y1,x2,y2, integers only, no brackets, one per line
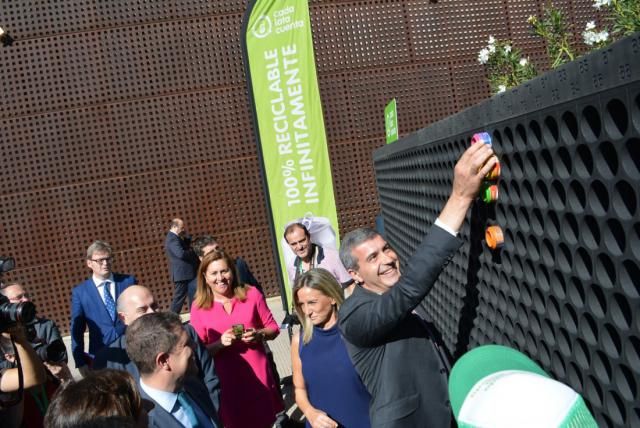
498,85,507,93
488,43,496,54
504,44,512,54
0,27,4,37
593,0,611,9
596,30,609,43
478,48,490,64
488,35,496,46
519,58,528,67
583,29,609,45
585,21,596,31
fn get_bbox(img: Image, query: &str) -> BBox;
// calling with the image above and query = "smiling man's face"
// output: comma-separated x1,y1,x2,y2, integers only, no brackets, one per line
348,235,401,294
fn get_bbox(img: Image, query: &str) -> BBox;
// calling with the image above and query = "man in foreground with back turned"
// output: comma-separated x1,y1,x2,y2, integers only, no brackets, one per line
338,142,497,427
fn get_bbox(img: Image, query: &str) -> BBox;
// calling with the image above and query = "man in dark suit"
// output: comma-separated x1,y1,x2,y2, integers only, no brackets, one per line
93,285,221,414
338,143,496,428
70,240,136,377
165,218,198,313
126,312,221,428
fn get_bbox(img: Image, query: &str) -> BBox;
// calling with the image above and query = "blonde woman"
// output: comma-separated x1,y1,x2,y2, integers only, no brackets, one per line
292,269,371,428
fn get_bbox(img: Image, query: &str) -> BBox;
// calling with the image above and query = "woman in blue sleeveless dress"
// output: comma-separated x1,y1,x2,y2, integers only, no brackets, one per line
291,268,371,428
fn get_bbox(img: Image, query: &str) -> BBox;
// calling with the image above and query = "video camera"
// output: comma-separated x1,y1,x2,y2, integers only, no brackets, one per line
0,256,37,332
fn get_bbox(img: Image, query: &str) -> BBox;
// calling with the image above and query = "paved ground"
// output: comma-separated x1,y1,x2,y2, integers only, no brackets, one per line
62,296,304,423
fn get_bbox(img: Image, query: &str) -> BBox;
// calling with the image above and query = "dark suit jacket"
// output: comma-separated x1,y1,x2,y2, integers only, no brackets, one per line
70,273,136,368
140,379,221,428
93,325,221,414
338,226,461,428
165,232,198,282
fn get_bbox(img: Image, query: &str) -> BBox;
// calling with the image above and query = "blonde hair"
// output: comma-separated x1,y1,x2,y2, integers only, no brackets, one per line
293,268,344,344
194,250,247,309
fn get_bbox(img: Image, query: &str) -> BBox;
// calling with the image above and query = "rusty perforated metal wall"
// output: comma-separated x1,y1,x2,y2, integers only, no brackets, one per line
0,0,597,334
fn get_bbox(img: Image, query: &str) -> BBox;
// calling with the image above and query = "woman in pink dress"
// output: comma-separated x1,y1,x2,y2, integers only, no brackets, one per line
190,250,283,428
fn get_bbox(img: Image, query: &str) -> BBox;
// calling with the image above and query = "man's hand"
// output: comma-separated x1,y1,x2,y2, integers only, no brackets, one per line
439,142,497,233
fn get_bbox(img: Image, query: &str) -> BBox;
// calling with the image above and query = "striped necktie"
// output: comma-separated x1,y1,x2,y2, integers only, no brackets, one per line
103,281,116,322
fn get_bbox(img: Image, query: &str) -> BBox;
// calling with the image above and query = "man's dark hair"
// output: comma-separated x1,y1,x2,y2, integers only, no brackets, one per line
192,235,218,257
125,312,183,375
339,228,381,271
283,223,310,241
44,369,142,428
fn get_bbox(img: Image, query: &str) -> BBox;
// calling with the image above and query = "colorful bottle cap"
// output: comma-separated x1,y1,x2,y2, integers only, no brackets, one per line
485,226,504,250
471,132,492,146
486,160,501,180
481,184,499,203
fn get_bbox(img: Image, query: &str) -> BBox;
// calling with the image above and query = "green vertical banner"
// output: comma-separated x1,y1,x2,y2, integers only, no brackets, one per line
242,0,340,310
385,98,398,144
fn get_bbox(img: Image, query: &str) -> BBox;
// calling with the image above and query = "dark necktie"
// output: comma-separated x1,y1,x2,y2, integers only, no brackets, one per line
103,281,116,321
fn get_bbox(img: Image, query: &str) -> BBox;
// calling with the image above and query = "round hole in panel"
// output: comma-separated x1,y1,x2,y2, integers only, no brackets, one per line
622,138,640,179
525,151,538,177
580,312,599,346
603,218,626,256
496,203,507,225
620,259,640,299
531,208,544,236
512,152,524,180
515,231,527,257
561,212,579,245
503,126,514,153
527,234,540,262
538,341,551,367
523,259,536,287
543,115,559,147
601,323,622,359
574,337,590,370
509,180,521,205
538,149,554,179
574,144,594,179
584,375,604,408
542,318,556,346
574,247,593,281
556,242,572,274
517,303,529,329
588,180,609,216
557,327,572,359
629,406,640,428
552,349,567,378
604,390,626,426
567,276,586,309
532,287,545,315
587,283,607,319
555,146,572,179
632,223,640,260
549,180,565,211
604,98,628,140
581,104,602,143
595,141,618,179
528,120,542,150
547,210,561,240
515,124,527,152
567,180,586,213
612,180,637,220
566,362,584,395
534,179,549,209
547,294,561,324
541,238,556,267
552,270,567,300
535,263,550,292
593,350,613,385
562,303,579,334
515,207,530,235
560,111,578,145
626,336,640,374
611,292,633,333
595,253,616,289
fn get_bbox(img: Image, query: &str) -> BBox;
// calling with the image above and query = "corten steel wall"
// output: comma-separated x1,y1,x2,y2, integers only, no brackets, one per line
373,35,640,428
0,0,597,335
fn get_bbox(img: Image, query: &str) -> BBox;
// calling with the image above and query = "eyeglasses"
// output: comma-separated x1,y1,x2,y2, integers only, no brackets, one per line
89,257,112,264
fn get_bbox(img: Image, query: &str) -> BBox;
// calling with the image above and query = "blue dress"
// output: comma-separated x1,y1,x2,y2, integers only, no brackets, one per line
299,324,371,428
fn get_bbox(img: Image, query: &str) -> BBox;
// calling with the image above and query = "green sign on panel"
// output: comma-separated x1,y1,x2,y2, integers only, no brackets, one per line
385,98,398,144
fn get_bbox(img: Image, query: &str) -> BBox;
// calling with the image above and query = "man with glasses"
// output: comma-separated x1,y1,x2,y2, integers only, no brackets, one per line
70,240,136,377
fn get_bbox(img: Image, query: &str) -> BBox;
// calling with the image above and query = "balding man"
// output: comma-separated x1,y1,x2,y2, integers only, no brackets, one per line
93,286,220,414
165,218,198,313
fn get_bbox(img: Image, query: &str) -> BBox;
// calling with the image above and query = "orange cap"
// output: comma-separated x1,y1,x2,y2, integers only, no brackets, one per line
485,225,504,250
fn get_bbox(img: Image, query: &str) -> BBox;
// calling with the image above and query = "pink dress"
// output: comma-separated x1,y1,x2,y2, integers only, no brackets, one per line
190,285,283,428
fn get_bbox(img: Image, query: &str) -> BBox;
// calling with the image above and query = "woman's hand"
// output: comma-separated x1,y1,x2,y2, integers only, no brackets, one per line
241,328,262,343
219,328,236,347
307,408,338,428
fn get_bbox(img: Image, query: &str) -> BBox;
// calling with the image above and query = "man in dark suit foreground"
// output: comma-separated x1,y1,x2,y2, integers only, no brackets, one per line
338,142,496,428
126,312,221,428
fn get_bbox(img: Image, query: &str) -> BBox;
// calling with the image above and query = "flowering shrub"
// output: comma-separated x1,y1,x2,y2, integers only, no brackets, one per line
589,0,640,40
477,36,537,94
528,7,576,68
